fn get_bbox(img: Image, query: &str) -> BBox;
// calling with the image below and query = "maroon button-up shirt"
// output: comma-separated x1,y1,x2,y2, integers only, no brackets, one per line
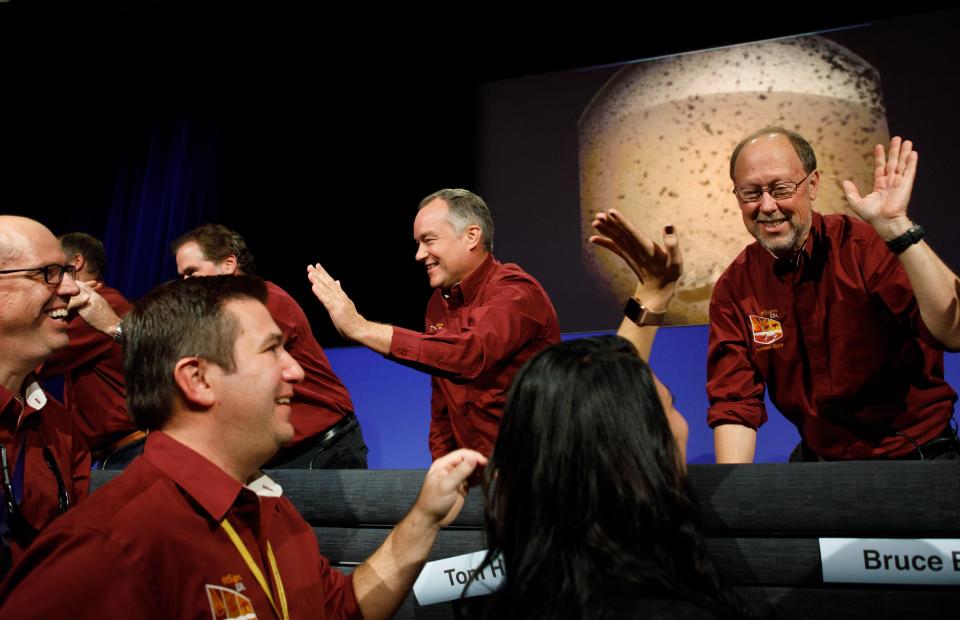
0,431,360,619
389,254,561,459
264,281,355,464
39,285,134,452
707,211,956,459
0,379,90,564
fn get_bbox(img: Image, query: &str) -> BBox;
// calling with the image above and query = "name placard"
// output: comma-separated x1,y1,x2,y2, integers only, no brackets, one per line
819,538,960,585
413,550,505,606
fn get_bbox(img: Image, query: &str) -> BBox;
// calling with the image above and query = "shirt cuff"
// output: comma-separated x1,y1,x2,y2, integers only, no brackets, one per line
344,572,363,620
707,401,767,430
388,327,425,362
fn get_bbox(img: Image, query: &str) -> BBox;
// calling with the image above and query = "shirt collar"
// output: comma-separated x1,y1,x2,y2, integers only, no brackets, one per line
0,377,47,430
143,431,285,521
441,253,496,307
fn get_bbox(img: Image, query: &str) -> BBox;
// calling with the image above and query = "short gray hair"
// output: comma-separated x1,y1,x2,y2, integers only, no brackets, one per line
419,188,494,253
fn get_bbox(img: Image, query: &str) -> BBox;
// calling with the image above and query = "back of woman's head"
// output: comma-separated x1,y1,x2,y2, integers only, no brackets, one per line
480,336,737,619
489,335,684,540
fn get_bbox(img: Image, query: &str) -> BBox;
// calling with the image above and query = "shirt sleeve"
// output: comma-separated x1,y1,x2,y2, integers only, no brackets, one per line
389,277,550,381
706,278,768,430
428,378,456,460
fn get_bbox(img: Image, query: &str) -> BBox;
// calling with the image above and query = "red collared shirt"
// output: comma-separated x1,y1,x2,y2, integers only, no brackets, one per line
0,431,360,619
39,285,134,452
707,211,957,459
0,380,90,563
389,254,561,459
264,281,355,463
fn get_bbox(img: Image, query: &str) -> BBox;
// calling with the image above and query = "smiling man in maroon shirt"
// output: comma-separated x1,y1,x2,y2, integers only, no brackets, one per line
0,216,90,575
709,128,960,462
0,275,486,619
308,188,561,460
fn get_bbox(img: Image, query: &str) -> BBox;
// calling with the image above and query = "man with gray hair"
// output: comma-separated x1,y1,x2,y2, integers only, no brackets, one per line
309,188,560,460
709,128,960,462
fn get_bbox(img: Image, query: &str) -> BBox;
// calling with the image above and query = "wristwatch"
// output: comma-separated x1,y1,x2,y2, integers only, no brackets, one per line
624,297,666,326
886,224,926,255
113,324,124,345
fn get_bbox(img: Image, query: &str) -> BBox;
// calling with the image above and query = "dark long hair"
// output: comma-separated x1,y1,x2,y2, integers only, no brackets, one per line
476,336,746,619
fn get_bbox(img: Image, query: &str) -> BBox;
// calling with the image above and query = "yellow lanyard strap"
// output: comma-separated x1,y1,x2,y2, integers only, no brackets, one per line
221,518,289,620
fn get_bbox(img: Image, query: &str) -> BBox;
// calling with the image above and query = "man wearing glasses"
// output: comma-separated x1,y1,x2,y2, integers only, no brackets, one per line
0,216,91,574
708,128,960,462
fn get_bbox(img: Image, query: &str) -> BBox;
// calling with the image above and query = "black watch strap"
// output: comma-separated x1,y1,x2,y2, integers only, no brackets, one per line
886,224,926,255
624,297,666,326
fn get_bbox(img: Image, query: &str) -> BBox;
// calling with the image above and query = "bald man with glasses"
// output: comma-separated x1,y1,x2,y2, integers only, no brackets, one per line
708,128,960,463
0,216,93,575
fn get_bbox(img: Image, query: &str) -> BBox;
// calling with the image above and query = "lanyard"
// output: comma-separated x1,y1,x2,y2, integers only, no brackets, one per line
220,519,289,620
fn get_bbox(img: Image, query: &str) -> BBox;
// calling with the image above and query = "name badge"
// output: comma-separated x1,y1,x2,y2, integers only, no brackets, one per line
819,538,960,585
413,550,505,606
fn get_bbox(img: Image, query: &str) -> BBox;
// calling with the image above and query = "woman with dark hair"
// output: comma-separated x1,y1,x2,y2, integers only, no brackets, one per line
475,336,746,619
470,211,749,618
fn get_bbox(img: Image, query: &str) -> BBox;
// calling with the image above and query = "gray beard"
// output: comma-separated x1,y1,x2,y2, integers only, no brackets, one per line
753,218,811,258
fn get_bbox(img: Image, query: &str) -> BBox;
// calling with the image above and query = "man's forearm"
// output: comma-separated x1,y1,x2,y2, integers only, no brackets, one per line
713,423,757,463
352,508,440,620
870,217,960,350
898,240,960,350
347,319,394,355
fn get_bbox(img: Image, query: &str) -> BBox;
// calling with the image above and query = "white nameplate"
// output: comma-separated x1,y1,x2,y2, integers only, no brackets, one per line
819,538,960,585
413,550,505,606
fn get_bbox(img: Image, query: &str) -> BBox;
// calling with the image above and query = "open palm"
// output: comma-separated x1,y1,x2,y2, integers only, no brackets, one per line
589,209,682,291
842,136,917,233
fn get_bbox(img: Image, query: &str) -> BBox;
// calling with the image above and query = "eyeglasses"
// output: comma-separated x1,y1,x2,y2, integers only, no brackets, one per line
733,170,815,204
0,264,77,285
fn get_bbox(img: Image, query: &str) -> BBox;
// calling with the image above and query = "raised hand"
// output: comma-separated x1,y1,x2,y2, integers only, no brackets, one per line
307,263,362,339
589,208,682,297
842,136,918,240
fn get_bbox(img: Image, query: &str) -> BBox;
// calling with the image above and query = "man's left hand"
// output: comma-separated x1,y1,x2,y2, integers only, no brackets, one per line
843,136,918,241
